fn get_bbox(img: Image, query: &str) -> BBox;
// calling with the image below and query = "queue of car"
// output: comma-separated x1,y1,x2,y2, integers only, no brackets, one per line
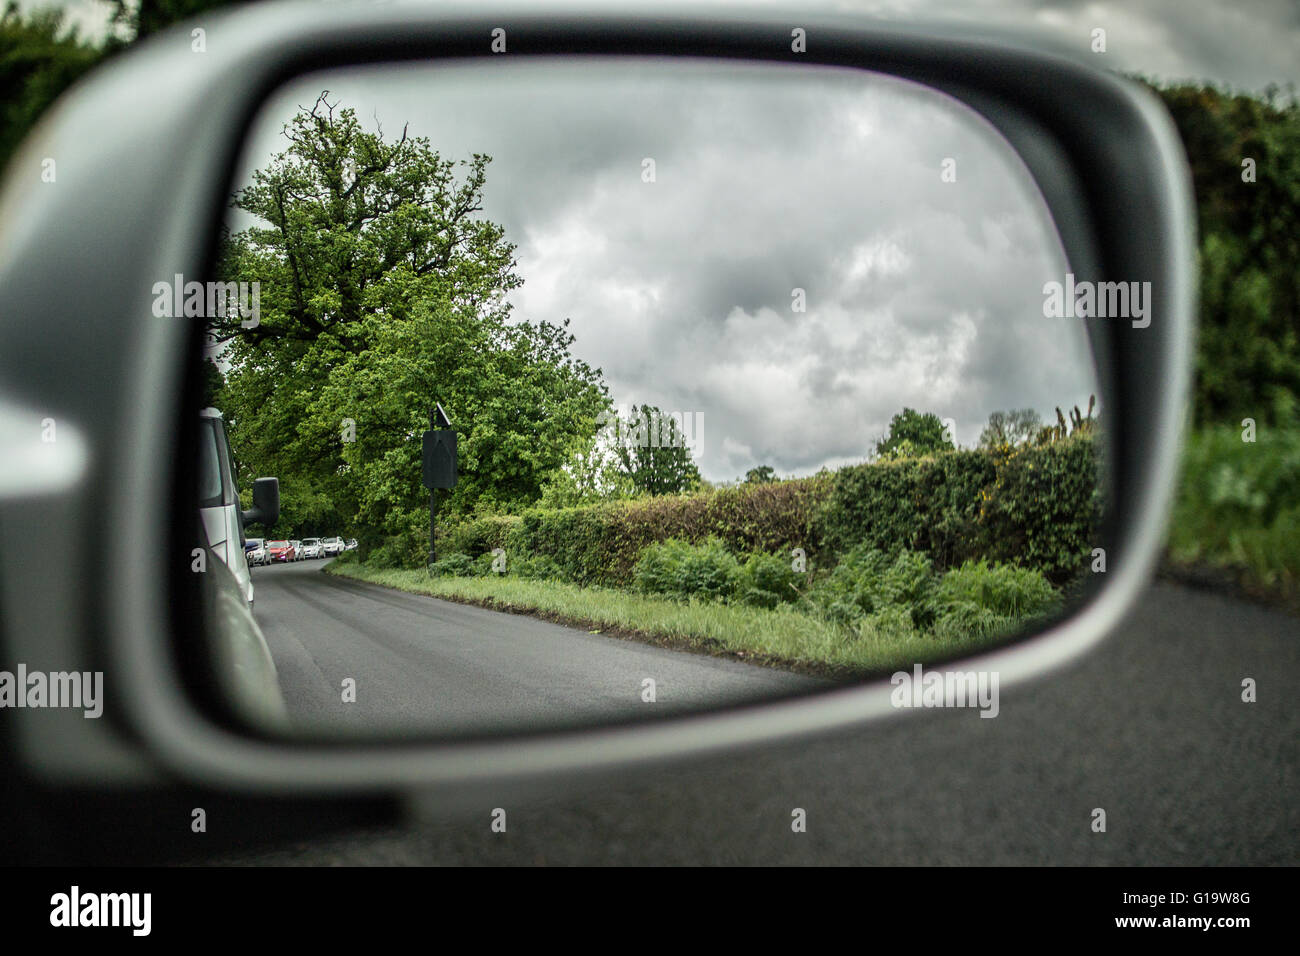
246,534,358,566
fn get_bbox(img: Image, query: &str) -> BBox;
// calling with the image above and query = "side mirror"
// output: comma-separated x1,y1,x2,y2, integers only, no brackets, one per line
241,477,279,529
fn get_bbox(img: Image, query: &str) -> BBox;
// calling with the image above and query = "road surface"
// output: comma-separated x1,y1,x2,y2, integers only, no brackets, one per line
221,576,1298,865
251,559,826,737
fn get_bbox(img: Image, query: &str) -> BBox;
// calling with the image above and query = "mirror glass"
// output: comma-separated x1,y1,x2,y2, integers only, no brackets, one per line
193,58,1108,739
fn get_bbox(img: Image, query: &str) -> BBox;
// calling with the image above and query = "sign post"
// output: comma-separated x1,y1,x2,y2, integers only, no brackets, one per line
421,403,457,566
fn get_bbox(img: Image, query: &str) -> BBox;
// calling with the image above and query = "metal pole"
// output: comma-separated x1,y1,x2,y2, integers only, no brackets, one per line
428,405,437,567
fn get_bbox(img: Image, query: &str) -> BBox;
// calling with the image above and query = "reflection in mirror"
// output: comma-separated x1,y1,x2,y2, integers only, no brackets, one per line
192,58,1107,739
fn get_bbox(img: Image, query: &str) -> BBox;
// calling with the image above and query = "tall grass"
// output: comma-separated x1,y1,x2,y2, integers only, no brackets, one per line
326,563,1019,679
1167,425,1300,598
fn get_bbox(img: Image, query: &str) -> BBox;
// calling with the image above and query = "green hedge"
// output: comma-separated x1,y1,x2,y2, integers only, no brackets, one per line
435,435,1101,587
438,514,523,558
814,449,995,567
976,435,1104,581
509,477,831,586
814,434,1101,583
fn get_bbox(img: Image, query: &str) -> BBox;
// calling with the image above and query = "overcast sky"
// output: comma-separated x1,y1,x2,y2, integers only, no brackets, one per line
36,0,1296,480
240,59,1097,480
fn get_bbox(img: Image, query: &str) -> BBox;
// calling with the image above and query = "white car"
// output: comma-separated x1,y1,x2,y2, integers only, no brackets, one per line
298,537,323,559
198,408,279,610
322,536,344,556
244,537,269,567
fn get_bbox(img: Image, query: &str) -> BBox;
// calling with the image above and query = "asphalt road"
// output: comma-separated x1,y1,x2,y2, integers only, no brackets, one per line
221,574,1298,865
251,559,825,737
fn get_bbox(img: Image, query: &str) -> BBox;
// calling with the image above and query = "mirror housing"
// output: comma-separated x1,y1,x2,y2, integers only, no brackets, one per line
241,477,280,529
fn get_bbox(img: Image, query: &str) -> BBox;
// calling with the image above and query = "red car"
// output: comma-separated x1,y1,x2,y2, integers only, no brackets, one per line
266,540,296,562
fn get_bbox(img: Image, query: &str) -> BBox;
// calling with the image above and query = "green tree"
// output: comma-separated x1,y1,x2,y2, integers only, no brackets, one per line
1152,82,1300,426
0,3,105,169
744,465,777,484
538,405,635,508
611,404,702,496
875,408,954,459
200,356,224,408
215,95,607,555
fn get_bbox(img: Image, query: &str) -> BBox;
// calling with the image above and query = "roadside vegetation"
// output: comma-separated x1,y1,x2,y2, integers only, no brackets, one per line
327,548,1054,678
1150,82,1300,607
329,413,1097,673
1165,425,1300,605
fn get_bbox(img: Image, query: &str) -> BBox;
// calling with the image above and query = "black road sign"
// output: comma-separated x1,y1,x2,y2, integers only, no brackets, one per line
422,429,457,490
423,404,456,565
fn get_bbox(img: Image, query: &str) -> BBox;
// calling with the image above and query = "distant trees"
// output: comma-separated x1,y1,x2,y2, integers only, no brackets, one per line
977,398,1097,451
610,404,702,497
744,465,777,484
0,4,105,168
875,408,954,459
1154,82,1300,425
978,409,1041,450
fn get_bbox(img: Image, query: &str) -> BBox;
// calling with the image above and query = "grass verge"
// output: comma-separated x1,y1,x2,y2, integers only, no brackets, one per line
1163,425,1300,613
325,561,1017,680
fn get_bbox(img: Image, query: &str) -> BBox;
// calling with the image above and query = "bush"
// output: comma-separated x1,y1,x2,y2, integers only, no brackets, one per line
508,475,831,587
814,435,1101,583
806,547,938,629
676,538,741,601
440,514,523,558
930,601,1008,642
801,547,1059,638
815,452,994,567
931,558,1061,619
427,433,1100,588
858,604,918,641
632,537,739,601
632,538,693,597
510,553,564,581
977,435,1103,583
735,551,804,609
1167,425,1300,593
366,534,425,570
428,552,476,577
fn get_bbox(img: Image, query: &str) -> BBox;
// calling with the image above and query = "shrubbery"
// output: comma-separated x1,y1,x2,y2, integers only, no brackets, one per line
633,538,803,609
628,538,1061,642
815,434,1101,583
735,551,804,609
421,434,1101,593
438,514,523,559
633,538,741,602
1167,425,1300,593
511,477,831,586
428,552,477,577
427,548,565,582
